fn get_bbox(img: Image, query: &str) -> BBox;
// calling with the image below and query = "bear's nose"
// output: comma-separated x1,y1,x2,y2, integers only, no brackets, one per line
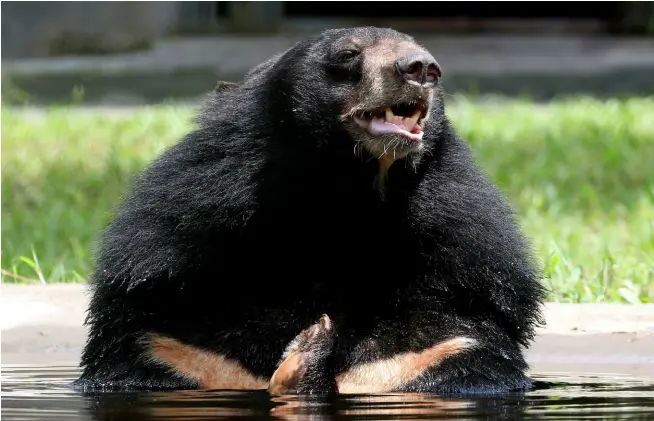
395,52,441,86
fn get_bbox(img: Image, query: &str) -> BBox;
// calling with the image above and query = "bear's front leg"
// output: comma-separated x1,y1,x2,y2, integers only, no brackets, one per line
268,314,338,395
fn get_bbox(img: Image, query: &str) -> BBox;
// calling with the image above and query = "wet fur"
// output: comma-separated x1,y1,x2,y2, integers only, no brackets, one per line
145,333,269,390
140,326,477,395
73,27,545,394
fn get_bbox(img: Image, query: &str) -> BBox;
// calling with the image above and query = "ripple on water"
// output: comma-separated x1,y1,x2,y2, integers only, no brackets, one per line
2,365,654,420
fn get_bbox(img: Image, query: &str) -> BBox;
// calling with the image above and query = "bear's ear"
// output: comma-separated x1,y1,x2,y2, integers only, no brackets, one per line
214,81,239,92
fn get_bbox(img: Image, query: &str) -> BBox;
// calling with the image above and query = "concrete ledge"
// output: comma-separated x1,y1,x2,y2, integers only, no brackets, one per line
537,303,654,335
5,34,654,77
2,284,654,377
3,34,654,105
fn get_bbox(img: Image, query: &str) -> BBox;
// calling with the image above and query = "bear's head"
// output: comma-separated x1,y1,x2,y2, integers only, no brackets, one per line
322,27,442,163
213,27,444,181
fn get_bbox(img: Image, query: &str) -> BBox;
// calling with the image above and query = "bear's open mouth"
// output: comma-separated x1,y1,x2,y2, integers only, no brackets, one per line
353,100,429,142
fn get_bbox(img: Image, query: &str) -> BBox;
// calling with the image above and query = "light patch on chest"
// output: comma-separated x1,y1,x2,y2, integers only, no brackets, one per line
374,154,396,192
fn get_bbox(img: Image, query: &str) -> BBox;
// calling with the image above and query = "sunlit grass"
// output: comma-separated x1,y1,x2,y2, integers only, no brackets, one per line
2,96,653,303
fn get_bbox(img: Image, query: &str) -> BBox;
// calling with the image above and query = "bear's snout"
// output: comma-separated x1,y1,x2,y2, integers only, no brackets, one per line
395,51,441,87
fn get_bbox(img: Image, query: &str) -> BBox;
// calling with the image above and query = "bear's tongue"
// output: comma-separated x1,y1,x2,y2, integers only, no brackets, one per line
355,107,424,142
383,108,421,133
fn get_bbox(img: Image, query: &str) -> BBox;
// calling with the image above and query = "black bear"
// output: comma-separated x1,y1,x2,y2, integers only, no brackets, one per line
73,26,545,395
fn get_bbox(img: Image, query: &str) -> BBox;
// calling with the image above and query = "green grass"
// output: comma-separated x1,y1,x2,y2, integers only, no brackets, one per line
2,96,653,303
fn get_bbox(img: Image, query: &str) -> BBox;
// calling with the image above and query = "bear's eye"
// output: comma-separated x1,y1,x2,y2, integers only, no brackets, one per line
337,49,360,62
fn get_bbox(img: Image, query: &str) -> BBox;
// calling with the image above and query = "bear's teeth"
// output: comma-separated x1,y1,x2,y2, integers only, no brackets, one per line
385,108,394,121
406,110,420,128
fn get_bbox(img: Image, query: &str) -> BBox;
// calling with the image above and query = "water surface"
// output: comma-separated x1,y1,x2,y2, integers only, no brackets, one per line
3,365,654,420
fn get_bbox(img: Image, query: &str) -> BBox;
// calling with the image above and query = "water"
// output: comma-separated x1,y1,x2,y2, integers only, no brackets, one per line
3,365,654,420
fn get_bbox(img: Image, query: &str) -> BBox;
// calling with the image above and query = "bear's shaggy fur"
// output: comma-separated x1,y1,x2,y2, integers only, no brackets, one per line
73,27,545,394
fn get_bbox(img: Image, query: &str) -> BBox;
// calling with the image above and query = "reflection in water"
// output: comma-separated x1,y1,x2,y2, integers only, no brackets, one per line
2,365,654,420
